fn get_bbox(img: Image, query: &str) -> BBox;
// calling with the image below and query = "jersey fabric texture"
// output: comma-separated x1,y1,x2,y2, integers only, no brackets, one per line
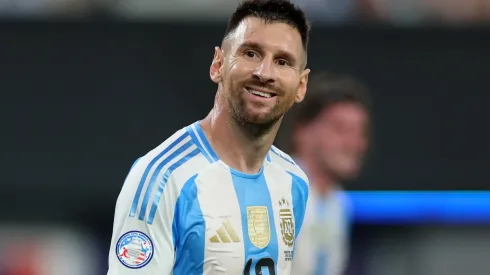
107,121,309,275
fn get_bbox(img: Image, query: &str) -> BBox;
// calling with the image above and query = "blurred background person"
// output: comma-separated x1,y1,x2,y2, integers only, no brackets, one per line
287,72,372,275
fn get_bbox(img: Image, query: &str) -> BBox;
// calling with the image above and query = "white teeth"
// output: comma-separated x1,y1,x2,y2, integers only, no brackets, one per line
248,89,272,98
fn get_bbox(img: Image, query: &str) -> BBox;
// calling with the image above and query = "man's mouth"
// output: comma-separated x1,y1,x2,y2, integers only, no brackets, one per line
246,87,276,98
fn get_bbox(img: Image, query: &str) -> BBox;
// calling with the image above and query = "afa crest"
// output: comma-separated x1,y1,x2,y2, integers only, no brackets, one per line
279,198,295,248
246,206,271,249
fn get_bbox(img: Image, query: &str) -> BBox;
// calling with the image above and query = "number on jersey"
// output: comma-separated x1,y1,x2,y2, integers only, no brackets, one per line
244,258,275,275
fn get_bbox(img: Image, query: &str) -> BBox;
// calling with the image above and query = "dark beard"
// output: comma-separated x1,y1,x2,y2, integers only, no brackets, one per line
229,99,282,139
232,111,280,138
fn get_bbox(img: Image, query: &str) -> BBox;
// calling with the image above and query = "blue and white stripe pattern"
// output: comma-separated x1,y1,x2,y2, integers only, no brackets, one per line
107,121,310,275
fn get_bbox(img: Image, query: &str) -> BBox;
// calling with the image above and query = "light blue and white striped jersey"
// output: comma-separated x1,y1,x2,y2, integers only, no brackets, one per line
107,121,309,275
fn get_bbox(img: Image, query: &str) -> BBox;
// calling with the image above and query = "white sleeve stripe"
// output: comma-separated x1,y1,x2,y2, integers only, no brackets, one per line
129,132,189,217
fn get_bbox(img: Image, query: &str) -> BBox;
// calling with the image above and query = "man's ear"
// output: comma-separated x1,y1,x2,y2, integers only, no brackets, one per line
295,68,310,103
210,47,224,84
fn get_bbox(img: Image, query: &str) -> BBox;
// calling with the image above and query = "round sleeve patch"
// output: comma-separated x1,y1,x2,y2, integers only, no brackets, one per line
116,231,154,269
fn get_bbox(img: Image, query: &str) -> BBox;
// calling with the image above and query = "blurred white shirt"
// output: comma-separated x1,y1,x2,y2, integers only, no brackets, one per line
292,177,352,275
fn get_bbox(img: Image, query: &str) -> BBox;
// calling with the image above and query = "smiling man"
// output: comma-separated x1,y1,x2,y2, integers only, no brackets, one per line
106,1,312,274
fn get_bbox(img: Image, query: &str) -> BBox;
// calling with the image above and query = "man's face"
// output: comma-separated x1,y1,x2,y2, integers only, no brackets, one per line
212,17,309,126
312,102,369,181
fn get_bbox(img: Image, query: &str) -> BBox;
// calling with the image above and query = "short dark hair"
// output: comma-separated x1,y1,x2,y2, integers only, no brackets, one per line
292,71,372,127
223,0,310,52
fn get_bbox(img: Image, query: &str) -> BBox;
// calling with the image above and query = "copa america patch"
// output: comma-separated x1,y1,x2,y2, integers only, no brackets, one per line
116,231,154,269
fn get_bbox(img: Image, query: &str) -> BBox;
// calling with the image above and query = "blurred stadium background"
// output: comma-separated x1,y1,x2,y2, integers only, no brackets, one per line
1,0,489,274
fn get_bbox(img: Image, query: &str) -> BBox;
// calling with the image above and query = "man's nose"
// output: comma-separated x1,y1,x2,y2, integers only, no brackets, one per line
253,57,276,84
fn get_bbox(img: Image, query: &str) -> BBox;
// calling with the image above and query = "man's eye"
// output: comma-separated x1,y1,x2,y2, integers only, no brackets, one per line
245,51,257,58
277,59,290,66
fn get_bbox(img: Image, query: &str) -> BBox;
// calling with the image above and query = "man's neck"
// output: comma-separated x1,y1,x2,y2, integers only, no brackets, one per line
200,105,280,174
300,155,336,196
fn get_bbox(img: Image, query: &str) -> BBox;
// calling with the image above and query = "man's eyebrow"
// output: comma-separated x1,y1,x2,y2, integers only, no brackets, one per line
276,49,298,65
237,41,263,51
238,41,299,65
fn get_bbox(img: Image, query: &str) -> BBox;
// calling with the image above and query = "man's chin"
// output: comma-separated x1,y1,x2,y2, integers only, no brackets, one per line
325,160,361,182
239,110,281,125
336,168,361,182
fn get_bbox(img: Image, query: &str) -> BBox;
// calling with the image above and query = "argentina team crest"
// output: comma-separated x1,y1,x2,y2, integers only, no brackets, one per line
247,206,271,249
116,231,154,269
279,198,295,248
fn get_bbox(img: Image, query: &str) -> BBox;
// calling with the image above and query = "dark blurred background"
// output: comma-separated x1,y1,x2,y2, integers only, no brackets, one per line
0,0,489,274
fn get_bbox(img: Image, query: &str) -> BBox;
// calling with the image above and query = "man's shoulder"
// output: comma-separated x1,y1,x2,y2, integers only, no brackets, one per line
268,145,309,185
132,124,212,185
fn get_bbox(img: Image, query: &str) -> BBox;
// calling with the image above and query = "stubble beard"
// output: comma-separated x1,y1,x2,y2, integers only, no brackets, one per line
222,76,295,139
228,94,281,139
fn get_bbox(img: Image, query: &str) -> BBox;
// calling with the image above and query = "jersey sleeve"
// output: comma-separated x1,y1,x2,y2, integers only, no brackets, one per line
107,157,181,275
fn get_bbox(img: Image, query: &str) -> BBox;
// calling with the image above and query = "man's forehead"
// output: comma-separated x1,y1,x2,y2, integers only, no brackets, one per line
321,103,368,123
228,17,303,51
